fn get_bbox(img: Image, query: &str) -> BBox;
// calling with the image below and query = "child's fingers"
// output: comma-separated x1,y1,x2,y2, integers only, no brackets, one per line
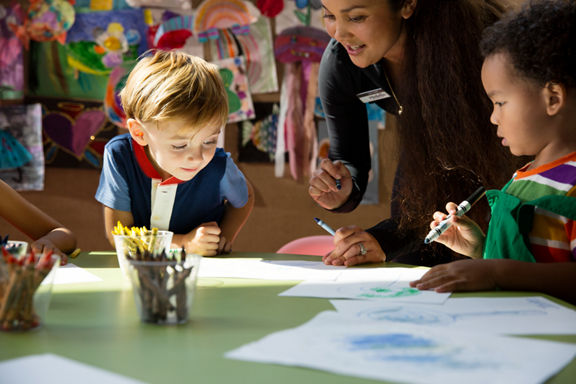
197,222,221,236
445,202,459,215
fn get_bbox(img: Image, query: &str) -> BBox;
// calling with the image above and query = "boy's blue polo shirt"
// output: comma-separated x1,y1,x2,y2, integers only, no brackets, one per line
95,134,249,234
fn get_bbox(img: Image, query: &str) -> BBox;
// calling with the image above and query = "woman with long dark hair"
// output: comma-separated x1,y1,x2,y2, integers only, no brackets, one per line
310,0,518,266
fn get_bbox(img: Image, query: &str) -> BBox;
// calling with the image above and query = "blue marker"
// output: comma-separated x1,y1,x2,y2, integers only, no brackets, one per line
424,187,486,244
314,217,336,236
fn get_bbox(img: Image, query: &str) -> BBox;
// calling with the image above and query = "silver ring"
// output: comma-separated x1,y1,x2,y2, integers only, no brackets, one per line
358,242,367,256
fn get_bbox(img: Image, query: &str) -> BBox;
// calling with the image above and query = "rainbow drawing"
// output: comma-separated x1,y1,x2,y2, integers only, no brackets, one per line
153,15,194,48
194,0,257,38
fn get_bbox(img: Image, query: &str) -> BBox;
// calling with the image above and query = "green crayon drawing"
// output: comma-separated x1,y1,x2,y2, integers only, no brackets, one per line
219,68,242,114
358,287,420,299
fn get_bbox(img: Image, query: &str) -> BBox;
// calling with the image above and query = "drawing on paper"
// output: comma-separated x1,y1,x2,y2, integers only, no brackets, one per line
343,333,499,369
356,306,546,326
346,286,421,299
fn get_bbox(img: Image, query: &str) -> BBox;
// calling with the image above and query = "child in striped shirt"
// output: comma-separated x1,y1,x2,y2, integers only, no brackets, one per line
410,0,576,304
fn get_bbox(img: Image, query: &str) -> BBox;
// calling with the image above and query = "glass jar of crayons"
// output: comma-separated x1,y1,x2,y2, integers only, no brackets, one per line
112,223,173,278
126,248,201,325
0,241,60,332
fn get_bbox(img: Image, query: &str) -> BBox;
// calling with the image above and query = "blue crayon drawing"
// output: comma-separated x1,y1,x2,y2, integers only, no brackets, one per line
343,333,501,369
356,306,546,326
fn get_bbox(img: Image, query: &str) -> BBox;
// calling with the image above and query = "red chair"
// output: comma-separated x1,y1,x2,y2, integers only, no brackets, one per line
276,235,334,256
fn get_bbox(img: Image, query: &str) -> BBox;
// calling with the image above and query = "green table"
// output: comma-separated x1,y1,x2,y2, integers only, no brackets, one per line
1,252,575,384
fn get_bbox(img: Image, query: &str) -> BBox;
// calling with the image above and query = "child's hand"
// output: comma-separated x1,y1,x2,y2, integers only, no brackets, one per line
30,239,69,265
218,236,232,254
409,259,499,293
185,222,221,256
430,202,485,258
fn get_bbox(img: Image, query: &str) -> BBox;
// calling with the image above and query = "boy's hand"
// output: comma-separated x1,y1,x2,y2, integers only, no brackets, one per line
218,236,232,254
429,202,485,258
185,222,221,256
409,259,499,293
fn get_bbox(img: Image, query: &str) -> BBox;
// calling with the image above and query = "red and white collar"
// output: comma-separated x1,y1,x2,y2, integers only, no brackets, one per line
132,139,184,186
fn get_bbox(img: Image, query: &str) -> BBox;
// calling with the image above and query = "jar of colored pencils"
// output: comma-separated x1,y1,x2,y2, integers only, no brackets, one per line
112,224,173,278
126,248,201,325
0,246,60,332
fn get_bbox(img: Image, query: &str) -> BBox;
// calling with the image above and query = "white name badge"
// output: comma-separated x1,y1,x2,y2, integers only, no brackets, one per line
356,88,391,103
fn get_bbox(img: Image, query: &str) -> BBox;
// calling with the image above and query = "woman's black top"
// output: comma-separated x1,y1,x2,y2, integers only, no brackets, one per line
318,38,458,266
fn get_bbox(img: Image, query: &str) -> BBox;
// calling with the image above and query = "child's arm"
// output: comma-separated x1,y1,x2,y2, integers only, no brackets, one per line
0,180,76,256
410,259,576,305
103,206,134,247
429,202,486,259
218,180,255,253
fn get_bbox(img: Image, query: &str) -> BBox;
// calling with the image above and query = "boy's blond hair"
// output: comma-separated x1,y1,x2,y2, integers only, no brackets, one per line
120,50,229,130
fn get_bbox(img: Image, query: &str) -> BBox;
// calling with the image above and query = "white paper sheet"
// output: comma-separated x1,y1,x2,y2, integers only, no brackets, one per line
198,258,344,281
330,296,576,335
226,311,576,384
53,263,102,284
0,354,144,384
280,267,450,304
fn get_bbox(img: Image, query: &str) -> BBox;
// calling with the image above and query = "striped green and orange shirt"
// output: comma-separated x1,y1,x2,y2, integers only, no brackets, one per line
505,152,576,262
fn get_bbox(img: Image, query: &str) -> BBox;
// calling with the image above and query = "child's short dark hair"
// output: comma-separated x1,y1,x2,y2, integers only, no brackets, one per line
480,0,575,88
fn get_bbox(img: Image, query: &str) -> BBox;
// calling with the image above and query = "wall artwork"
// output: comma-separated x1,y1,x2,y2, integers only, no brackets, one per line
214,56,255,123
238,102,278,163
0,104,44,191
228,16,278,94
193,0,257,42
28,8,148,101
0,3,25,101
29,98,118,168
65,8,148,75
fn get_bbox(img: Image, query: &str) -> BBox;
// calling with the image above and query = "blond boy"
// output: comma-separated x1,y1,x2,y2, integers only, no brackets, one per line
96,51,254,256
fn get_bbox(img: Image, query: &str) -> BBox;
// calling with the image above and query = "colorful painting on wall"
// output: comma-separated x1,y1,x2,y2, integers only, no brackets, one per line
28,8,147,101
228,16,278,94
214,56,255,123
194,0,257,42
29,98,118,168
28,40,110,100
238,102,278,163
104,60,136,128
0,3,25,100
0,104,44,191
274,25,330,181
6,0,76,49
65,8,148,75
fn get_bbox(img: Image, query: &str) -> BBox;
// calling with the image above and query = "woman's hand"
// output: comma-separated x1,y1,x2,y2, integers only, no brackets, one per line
309,159,352,210
183,222,221,256
429,202,485,259
323,225,386,267
410,259,499,293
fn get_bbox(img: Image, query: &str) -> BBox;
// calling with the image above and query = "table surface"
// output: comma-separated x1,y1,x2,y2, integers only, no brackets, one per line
1,252,575,384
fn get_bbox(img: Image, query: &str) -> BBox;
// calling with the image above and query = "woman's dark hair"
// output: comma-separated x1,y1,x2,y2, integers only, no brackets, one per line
387,0,520,240
480,0,576,88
